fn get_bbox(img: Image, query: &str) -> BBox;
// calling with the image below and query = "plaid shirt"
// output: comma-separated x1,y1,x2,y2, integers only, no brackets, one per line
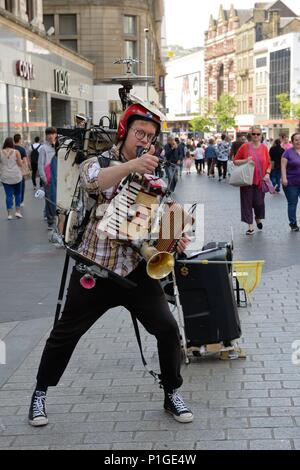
78,147,141,277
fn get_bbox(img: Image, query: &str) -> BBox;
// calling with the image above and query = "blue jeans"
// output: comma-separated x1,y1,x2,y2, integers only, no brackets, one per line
283,185,300,225
2,182,22,210
270,169,281,192
165,164,178,192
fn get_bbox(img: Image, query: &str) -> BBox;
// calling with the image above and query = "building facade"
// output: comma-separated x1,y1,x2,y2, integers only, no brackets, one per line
254,32,300,138
204,1,300,134
165,49,204,135
204,5,251,115
235,1,300,133
43,0,166,123
0,2,94,144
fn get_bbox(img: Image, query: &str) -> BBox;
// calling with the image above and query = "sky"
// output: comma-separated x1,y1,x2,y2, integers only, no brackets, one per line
164,0,300,48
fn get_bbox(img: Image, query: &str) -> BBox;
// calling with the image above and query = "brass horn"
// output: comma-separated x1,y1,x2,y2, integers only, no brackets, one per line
140,242,175,280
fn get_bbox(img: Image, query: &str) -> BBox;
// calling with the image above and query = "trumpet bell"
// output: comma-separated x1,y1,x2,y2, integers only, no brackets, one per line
147,251,175,280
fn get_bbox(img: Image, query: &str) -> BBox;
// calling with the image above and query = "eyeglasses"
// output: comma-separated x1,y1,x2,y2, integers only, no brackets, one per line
130,128,156,143
252,133,261,136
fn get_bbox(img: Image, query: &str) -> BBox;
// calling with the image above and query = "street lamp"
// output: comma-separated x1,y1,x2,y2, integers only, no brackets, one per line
144,28,149,102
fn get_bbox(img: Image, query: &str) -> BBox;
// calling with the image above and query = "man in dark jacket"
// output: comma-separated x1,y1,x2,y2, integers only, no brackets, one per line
164,136,179,191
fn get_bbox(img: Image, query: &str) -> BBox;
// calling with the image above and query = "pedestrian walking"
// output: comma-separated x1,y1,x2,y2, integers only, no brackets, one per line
194,143,205,174
38,127,57,230
205,138,218,177
29,136,42,190
184,150,193,175
281,132,300,232
164,136,179,191
13,133,29,207
216,134,230,181
234,126,272,236
269,139,284,193
0,137,23,219
28,103,193,428
175,137,186,178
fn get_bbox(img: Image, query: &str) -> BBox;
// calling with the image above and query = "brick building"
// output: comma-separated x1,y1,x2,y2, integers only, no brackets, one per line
204,1,300,134
204,5,252,115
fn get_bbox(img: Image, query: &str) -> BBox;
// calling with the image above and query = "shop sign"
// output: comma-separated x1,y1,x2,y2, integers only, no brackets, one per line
16,60,34,80
54,69,70,95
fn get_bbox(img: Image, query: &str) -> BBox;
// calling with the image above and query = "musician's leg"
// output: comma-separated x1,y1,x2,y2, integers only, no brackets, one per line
29,268,117,426
125,265,193,423
36,268,115,387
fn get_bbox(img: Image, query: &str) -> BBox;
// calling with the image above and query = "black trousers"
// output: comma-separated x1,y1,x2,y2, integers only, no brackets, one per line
37,261,183,391
217,161,228,179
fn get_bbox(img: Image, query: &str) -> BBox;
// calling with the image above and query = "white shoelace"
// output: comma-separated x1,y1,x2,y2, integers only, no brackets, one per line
168,392,189,413
33,394,46,417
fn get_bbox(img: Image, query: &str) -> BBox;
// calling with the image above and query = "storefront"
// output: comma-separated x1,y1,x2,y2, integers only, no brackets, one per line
0,14,94,145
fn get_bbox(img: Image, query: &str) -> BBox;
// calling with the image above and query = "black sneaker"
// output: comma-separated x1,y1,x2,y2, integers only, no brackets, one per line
28,391,48,427
290,223,300,232
164,390,194,423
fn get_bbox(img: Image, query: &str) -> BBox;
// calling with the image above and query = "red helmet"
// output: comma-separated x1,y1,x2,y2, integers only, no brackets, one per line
117,103,161,140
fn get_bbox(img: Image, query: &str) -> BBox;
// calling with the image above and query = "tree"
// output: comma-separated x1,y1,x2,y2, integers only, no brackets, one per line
277,93,300,124
213,93,237,132
190,115,214,134
277,93,292,119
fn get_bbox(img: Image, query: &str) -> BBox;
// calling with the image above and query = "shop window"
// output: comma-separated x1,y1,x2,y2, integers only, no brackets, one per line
59,14,77,36
0,83,8,145
8,86,47,143
43,14,54,31
124,16,136,35
60,39,78,52
5,0,13,12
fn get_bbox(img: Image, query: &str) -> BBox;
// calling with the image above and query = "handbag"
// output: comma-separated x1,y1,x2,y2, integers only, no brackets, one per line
251,144,275,194
21,159,31,178
229,161,255,187
262,178,276,194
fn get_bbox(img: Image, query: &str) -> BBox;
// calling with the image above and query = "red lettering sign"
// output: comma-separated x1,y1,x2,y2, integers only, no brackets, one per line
16,60,34,80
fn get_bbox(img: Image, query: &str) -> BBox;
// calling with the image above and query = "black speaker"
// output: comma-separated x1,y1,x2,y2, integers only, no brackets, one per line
174,243,241,347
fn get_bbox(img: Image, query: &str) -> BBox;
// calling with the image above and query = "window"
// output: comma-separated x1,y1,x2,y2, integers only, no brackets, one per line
256,57,267,68
125,40,137,59
124,16,136,35
59,14,77,35
43,14,54,31
60,39,78,52
26,0,34,21
125,40,137,72
5,0,13,12
270,48,291,118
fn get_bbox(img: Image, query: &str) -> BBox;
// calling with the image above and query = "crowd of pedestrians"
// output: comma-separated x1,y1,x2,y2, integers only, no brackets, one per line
1,127,300,237
158,130,300,235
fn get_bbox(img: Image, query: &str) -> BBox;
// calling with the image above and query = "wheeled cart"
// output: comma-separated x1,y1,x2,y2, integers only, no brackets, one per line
163,242,245,363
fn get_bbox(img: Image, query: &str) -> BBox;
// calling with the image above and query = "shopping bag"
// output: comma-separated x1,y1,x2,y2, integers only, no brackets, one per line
229,161,255,187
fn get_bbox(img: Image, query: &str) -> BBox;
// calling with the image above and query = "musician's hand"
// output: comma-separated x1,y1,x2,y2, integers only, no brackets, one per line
176,235,191,254
129,153,159,175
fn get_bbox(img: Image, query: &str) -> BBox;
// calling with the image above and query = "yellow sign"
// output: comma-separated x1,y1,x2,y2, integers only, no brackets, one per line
162,121,168,130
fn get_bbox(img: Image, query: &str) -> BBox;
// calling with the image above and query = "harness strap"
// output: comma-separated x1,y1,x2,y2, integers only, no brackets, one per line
130,313,160,383
53,252,70,327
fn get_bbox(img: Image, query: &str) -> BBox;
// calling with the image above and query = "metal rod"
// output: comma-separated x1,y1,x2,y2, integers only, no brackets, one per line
176,260,265,266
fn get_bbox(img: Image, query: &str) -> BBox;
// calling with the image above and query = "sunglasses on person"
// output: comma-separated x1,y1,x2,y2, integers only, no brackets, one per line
252,133,261,136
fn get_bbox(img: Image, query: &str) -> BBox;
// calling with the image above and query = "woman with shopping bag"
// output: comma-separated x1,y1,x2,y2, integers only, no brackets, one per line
234,126,272,236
